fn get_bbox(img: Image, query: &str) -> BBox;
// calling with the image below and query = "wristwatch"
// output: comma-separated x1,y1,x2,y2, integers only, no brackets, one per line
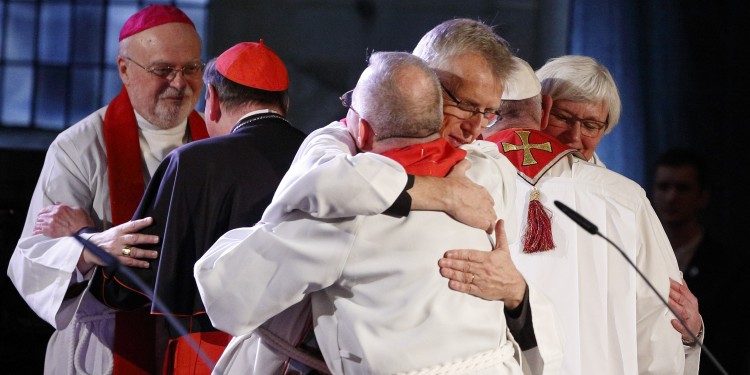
682,323,704,347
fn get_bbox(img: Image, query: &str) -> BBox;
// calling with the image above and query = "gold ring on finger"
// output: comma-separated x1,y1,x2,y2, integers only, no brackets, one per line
122,246,132,257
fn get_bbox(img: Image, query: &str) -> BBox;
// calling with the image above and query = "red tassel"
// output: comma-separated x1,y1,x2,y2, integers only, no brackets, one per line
522,188,555,253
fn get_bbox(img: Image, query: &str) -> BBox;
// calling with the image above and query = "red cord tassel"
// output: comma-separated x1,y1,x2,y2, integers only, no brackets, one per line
522,188,555,253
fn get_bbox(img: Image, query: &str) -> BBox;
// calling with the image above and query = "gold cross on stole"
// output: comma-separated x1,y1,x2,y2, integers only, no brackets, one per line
501,130,552,166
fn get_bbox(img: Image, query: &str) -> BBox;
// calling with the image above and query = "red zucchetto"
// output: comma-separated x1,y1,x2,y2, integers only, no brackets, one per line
216,40,289,91
119,5,195,42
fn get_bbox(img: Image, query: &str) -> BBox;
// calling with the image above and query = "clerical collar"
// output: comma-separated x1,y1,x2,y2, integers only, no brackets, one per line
133,111,188,176
238,108,277,120
232,109,289,133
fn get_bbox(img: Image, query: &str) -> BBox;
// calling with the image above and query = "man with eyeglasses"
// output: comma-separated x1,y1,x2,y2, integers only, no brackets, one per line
264,17,540,323
439,82,503,147
196,50,562,375
89,40,303,375
238,18,563,374
7,5,207,375
439,55,700,375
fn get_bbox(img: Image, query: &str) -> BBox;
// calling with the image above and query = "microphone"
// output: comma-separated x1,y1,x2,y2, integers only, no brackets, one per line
73,234,216,370
553,200,728,375
553,200,598,234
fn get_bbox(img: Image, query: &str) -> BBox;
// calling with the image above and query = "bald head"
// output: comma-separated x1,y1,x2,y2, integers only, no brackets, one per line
350,52,443,152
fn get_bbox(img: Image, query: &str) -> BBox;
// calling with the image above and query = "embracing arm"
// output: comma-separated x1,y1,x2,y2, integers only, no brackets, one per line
33,203,94,237
262,121,496,232
410,160,496,233
24,200,159,311
26,156,168,309
194,216,353,336
438,219,564,373
31,205,157,274
668,278,703,375
87,155,180,310
7,137,102,327
260,122,406,222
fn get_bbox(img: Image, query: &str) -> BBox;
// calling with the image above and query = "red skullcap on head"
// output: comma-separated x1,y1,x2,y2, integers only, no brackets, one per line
119,5,195,42
216,40,289,91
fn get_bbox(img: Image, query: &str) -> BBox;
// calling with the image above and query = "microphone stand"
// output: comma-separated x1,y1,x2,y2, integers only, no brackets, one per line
553,200,728,375
73,234,216,370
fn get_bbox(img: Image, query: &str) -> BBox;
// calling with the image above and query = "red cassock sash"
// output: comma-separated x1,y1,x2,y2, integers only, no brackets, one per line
103,86,208,374
381,137,467,177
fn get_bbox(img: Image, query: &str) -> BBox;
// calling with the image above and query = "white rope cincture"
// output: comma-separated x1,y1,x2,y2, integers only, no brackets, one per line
395,341,515,375
72,311,116,375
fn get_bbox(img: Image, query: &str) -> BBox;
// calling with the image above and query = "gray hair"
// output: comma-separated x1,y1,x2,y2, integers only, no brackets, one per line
354,51,443,140
202,57,290,114
536,55,621,134
412,18,515,86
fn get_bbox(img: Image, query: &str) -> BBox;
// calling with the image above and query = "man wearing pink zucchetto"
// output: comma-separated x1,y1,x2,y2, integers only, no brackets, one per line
7,5,207,374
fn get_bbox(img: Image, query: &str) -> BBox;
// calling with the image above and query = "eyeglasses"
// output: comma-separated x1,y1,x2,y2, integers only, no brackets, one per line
548,109,608,137
440,83,502,128
339,89,360,116
126,57,204,81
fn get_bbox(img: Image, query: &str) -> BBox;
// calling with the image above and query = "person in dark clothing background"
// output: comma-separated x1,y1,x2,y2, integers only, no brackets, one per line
652,147,750,375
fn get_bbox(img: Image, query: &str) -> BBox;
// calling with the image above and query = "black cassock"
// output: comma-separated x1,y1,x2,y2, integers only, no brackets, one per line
91,113,306,335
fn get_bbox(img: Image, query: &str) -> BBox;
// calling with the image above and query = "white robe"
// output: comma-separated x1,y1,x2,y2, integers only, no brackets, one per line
589,152,606,167
585,151,700,374
6,106,190,375
261,121,409,223
221,121,563,375
196,139,563,375
510,154,689,375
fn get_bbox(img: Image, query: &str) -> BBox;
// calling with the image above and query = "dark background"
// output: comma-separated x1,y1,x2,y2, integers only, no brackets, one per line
1,0,748,373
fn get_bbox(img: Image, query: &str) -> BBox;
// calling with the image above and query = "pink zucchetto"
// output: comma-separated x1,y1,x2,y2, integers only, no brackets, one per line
216,40,289,91
119,5,195,42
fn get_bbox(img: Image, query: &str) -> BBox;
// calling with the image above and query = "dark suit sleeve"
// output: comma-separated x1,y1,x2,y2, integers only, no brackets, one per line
505,284,537,350
383,174,415,217
89,154,177,310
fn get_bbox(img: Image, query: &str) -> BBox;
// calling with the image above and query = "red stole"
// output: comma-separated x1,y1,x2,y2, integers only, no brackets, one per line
104,87,208,226
102,86,208,375
484,129,575,185
381,138,466,177
485,129,575,253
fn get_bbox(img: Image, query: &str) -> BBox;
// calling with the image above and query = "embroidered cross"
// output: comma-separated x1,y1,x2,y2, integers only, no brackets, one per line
501,130,552,166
